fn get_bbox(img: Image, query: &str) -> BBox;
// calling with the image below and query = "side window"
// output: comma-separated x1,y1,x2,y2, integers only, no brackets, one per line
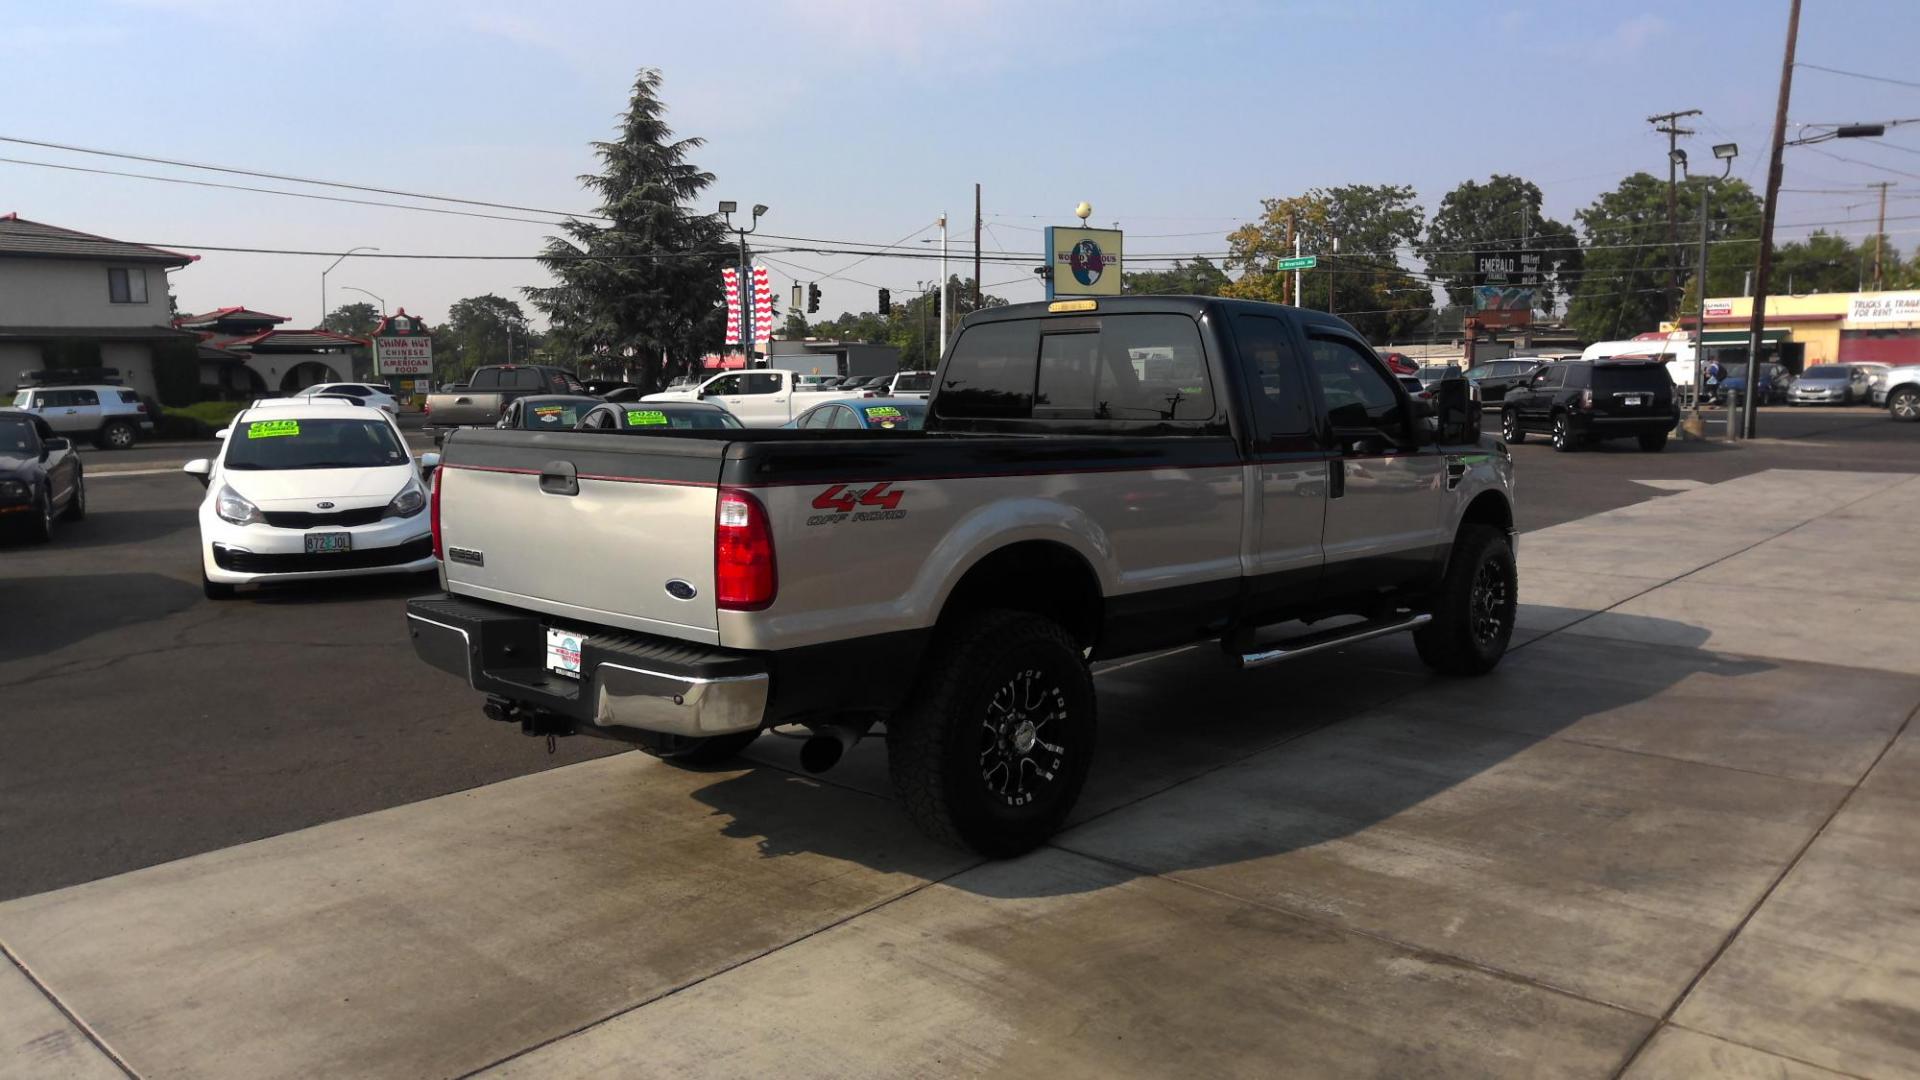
936,320,1040,418
1033,315,1214,421
705,374,740,396
107,267,148,303
1531,365,1562,389
582,407,611,430
118,390,140,404
744,373,783,395
36,390,67,407
1306,336,1404,432
470,369,501,389
506,369,544,390
1563,364,1590,388
1230,313,1313,440
73,389,100,406
798,407,832,430
547,372,568,393
827,405,864,430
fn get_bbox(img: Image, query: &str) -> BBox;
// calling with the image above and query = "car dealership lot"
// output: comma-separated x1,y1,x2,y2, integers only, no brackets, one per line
5,419,1920,1078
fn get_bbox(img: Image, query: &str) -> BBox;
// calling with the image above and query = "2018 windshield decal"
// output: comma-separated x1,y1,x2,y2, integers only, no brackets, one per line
808,482,907,525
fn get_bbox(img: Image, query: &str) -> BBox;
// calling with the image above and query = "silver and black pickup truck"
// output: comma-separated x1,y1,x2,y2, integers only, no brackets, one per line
423,365,583,444
407,297,1517,855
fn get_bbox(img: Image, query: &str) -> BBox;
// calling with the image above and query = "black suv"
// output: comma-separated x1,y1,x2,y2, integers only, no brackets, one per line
1500,359,1677,452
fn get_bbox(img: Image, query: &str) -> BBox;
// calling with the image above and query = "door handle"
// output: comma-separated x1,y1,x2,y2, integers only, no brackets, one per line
538,460,579,496
1328,458,1346,500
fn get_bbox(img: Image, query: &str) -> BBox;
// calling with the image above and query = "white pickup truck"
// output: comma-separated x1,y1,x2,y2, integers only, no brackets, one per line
643,369,859,427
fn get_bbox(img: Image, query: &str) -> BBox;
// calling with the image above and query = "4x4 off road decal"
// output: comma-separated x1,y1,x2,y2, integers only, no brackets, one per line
807,482,907,526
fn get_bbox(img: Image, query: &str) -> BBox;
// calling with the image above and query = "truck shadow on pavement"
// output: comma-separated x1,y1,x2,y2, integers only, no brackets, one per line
0,572,202,663
685,611,1774,900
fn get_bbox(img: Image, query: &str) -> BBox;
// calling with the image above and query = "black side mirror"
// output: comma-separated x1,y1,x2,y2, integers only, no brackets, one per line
1434,378,1481,444
42,436,70,456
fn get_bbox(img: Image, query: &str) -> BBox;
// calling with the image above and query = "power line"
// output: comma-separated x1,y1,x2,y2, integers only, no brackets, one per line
0,155,569,226
1795,62,1920,91
0,133,615,221
1801,146,1920,182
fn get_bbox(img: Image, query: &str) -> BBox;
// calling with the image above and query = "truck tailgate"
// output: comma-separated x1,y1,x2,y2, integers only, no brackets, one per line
436,429,727,643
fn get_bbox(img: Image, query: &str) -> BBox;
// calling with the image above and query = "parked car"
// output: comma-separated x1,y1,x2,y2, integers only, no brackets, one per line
642,368,860,427
1719,362,1792,406
9,384,153,449
1464,358,1544,404
497,395,603,430
580,379,638,398
1788,364,1868,406
1397,375,1432,402
409,295,1514,856
576,401,744,431
424,365,585,442
0,409,84,542
882,371,936,399
1500,358,1677,452
789,397,930,430
1378,351,1419,376
1876,365,1920,420
302,382,399,417
182,402,438,599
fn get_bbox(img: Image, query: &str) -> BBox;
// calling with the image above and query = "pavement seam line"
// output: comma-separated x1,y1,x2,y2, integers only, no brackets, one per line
1606,698,1920,1080
1515,471,1914,653
1657,1023,1876,1080
0,938,141,1080
1048,841,1662,1023
450,863,983,1079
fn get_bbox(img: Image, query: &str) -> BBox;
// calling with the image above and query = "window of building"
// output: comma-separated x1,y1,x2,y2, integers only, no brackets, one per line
107,267,148,304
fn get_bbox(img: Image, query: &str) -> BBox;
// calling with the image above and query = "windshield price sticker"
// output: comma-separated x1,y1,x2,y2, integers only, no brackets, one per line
864,406,903,419
534,405,564,416
246,420,300,439
626,410,670,426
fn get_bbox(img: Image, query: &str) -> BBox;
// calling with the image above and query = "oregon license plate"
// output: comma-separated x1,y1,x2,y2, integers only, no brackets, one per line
545,627,584,679
305,532,351,554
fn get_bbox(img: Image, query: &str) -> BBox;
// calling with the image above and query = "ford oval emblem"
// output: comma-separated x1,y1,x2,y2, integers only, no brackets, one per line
665,579,698,601
317,501,335,509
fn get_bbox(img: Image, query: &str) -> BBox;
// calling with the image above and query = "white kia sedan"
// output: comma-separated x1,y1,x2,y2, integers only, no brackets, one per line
183,402,437,598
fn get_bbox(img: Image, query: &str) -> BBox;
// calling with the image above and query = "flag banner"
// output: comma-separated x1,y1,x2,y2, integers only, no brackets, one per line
752,265,774,343
722,267,742,345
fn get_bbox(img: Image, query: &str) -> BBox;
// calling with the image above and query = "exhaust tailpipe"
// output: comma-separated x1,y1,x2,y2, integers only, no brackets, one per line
800,725,864,774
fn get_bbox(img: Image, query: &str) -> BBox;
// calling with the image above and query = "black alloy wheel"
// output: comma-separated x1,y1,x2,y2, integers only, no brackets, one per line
1551,413,1575,452
1501,409,1525,444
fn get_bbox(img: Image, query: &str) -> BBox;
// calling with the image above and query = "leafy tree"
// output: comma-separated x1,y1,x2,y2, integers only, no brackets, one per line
526,69,731,392
1123,257,1230,296
321,302,381,338
1417,175,1582,312
1771,231,1863,295
1567,173,1761,343
1223,186,1432,341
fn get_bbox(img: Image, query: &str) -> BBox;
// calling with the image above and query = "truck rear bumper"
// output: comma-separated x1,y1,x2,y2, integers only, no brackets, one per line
406,594,769,738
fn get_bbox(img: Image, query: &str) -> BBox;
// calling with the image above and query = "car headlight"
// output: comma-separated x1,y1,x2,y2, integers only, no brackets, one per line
0,479,29,503
215,484,263,526
384,480,426,519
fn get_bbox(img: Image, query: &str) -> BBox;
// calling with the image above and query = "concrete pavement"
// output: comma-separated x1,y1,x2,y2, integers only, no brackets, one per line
5,468,1919,1078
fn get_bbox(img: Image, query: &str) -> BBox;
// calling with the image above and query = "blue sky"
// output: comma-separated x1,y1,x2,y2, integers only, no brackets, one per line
2,0,1915,328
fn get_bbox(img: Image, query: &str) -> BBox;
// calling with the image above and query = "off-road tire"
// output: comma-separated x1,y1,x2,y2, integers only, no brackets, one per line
1414,525,1516,677
97,421,137,450
59,471,86,520
1890,387,1920,422
1551,413,1577,452
1501,409,1526,444
888,610,1096,857
639,729,761,766
1637,431,1669,452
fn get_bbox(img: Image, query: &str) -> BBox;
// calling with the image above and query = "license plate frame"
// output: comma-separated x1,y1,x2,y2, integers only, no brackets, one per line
304,532,352,554
545,627,584,679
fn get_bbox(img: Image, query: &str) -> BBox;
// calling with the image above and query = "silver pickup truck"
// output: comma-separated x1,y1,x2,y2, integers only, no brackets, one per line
408,297,1517,855
423,365,583,444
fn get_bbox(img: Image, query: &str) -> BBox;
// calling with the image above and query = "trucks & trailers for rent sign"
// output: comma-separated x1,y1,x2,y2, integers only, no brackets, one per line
1849,292,1920,325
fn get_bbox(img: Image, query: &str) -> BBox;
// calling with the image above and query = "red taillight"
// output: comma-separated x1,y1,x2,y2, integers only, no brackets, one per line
715,488,777,610
429,466,444,560
422,400,432,415
134,402,147,413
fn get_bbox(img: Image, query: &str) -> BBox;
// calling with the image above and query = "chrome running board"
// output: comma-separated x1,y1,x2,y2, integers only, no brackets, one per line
1237,613,1433,670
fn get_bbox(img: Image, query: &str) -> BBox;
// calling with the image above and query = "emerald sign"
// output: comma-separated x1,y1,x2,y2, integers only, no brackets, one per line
1275,256,1317,271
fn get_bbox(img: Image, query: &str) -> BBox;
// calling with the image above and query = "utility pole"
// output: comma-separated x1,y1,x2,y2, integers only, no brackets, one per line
1285,212,1297,305
1649,109,1701,319
938,213,948,355
1740,0,1800,441
973,183,982,309
1869,181,1895,289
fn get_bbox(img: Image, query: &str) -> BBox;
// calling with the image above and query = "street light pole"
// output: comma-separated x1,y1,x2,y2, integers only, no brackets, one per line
338,286,386,316
321,246,378,327
1683,144,1737,435
719,202,767,363
938,213,948,358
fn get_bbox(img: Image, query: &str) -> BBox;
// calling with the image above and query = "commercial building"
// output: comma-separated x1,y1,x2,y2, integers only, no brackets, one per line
1674,289,1920,369
174,307,366,395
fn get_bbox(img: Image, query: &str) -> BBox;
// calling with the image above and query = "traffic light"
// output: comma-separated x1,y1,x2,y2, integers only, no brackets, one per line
807,282,821,314
878,288,891,315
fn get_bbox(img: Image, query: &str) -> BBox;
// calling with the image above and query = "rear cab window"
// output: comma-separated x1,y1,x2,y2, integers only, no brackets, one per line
936,312,1217,427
